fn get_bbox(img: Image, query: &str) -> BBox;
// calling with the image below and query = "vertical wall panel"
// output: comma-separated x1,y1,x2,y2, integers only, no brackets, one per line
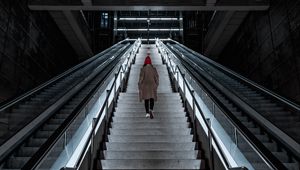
218,0,300,104
0,0,79,103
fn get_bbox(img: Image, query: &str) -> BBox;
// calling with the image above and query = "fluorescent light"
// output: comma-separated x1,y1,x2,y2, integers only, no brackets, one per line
119,18,179,21
115,28,182,31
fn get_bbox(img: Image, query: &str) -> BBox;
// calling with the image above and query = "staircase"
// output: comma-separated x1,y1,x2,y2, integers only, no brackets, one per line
100,45,205,169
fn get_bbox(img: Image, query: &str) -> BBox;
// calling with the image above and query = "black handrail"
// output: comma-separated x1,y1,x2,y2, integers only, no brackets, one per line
21,41,136,169
158,40,288,170
0,39,129,112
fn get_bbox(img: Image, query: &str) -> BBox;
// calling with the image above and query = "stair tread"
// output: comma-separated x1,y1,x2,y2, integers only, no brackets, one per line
106,142,196,151
103,151,199,159
101,159,203,169
108,135,193,142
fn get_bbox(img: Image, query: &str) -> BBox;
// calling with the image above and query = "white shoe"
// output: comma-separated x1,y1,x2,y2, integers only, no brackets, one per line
149,110,154,119
146,113,150,118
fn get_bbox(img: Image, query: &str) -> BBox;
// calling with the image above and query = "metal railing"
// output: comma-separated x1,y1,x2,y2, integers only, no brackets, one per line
166,39,300,160
0,40,130,164
23,39,138,169
0,39,128,112
71,39,141,170
157,40,247,170
169,39,300,112
28,39,140,170
156,39,289,170
19,39,141,169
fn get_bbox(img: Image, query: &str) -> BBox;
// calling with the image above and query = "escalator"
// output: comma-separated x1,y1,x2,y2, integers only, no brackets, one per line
0,40,135,169
161,40,299,170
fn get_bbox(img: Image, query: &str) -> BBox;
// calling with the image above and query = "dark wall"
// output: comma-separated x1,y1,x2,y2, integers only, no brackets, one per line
183,11,213,53
0,0,78,103
218,0,300,104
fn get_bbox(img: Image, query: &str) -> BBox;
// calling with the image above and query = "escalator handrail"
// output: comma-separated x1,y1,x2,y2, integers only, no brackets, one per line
167,42,300,160
0,39,129,112
75,40,140,169
22,41,137,170
0,43,128,155
166,39,300,112
159,40,288,170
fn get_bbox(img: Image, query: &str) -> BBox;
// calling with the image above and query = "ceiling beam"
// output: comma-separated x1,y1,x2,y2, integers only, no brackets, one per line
50,11,93,59
204,11,248,59
206,0,217,6
28,5,269,11
81,0,92,6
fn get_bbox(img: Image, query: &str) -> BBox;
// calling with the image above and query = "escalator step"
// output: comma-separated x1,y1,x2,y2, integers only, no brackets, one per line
16,146,39,157
27,138,47,147
35,130,54,138
6,157,30,169
48,118,65,124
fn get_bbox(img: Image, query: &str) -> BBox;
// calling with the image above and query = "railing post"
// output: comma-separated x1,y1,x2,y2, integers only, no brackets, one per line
120,70,123,92
207,118,214,170
191,90,197,142
105,89,110,129
176,71,180,92
234,127,238,146
183,73,186,98
90,118,96,170
64,132,67,149
114,73,118,105
212,103,215,116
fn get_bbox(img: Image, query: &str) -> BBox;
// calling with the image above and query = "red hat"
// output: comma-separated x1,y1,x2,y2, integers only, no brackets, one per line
144,56,152,65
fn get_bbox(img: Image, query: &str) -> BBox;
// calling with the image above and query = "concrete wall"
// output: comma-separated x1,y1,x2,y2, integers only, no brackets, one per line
0,0,78,103
218,0,300,104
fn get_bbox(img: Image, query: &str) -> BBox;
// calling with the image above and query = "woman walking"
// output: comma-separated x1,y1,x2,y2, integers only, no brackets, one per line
138,55,159,119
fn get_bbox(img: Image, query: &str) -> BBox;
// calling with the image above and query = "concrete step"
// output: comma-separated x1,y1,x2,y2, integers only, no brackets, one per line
103,150,198,159
116,102,183,106
111,122,190,129
118,94,179,98
113,112,186,117
117,101,182,105
101,159,203,169
109,128,191,135
106,142,196,151
117,98,181,102
119,93,180,96
108,135,193,143
112,117,188,123
115,108,185,112
115,105,184,110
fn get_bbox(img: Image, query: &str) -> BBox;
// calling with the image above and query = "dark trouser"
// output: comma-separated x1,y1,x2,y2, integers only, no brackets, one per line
144,98,154,113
